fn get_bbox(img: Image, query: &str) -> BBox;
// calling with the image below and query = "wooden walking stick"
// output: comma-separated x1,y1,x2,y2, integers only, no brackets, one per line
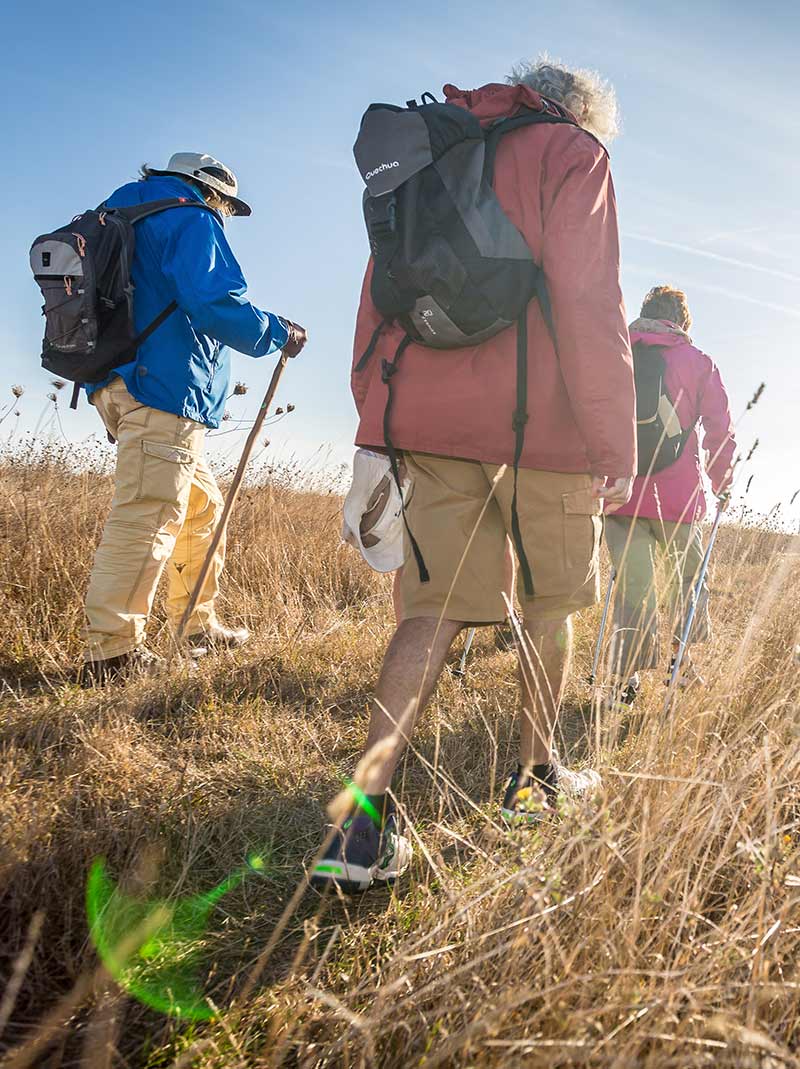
175,348,291,644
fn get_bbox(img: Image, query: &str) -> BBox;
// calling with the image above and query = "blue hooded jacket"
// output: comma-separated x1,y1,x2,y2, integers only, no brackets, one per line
85,174,289,427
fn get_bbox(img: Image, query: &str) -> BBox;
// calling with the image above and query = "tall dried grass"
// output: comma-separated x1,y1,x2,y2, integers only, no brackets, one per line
1,441,799,1068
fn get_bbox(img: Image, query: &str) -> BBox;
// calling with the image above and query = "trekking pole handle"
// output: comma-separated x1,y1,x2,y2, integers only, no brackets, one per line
175,348,291,644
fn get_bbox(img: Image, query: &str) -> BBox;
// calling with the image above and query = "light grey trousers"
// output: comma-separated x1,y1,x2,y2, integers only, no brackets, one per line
604,515,711,675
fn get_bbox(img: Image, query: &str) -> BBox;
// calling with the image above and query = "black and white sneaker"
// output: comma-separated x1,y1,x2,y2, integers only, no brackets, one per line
501,755,602,826
309,811,412,894
606,672,641,713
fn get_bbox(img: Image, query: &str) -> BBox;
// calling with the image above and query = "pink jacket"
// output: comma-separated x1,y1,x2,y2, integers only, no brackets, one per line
613,318,736,523
351,82,636,478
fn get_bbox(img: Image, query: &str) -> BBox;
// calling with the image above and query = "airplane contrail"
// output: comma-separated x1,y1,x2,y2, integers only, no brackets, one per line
623,232,800,284
625,262,800,319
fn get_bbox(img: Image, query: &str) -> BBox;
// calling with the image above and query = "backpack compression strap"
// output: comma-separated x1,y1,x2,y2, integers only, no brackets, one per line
483,108,580,598
511,309,534,597
381,335,430,584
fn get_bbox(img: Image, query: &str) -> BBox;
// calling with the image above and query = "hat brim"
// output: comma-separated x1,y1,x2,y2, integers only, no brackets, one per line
147,169,252,216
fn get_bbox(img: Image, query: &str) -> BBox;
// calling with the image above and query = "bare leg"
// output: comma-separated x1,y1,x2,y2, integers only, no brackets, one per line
362,617,463,793
518,615,572,767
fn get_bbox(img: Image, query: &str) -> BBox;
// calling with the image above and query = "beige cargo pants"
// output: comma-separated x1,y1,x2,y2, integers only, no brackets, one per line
84,378,225,661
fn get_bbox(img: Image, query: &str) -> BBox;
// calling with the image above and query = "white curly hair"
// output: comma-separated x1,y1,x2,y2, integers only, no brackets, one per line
507,55,620,143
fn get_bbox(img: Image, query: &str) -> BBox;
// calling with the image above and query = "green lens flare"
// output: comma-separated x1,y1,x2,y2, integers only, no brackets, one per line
343,778,382,827
86,856,260,1021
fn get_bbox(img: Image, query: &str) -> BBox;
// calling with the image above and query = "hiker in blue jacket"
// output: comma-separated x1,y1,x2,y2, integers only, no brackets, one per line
81,152,307,684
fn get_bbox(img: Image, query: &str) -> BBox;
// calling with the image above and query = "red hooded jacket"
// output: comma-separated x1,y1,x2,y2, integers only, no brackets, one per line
351,82,636,477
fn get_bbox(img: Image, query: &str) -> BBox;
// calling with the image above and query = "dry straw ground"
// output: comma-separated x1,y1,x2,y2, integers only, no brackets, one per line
1,440,800,1068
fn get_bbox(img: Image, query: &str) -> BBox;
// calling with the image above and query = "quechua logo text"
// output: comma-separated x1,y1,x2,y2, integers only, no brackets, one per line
366,161,400,180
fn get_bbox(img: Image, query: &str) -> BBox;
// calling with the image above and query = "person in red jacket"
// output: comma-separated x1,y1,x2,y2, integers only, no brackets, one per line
605,286,736,705
312,60,637,893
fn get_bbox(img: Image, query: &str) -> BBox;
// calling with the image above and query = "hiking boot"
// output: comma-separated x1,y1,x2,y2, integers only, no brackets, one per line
78,647,164,688
185,623,251,658
309,810,412,894
501,755,602,825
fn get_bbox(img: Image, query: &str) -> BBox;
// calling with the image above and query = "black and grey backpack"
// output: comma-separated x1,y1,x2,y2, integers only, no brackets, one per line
632,342,694,475
353,92,582,593
29,197,214,404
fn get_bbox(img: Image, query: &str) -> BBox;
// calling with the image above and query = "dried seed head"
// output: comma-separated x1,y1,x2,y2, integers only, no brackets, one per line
275,407,284,416
222,410,231,421
263,438,271,447
47,392,57,403
746,382,766,410
11,385,23,398
287,403,296,413
233,382,248,396
746,438,760,462
50,379,66,391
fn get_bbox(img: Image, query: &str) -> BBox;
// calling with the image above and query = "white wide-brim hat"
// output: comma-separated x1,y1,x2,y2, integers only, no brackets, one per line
148,152,252,216
342,449,409,573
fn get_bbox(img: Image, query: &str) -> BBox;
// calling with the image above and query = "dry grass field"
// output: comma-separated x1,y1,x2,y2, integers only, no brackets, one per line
2,441,800,1068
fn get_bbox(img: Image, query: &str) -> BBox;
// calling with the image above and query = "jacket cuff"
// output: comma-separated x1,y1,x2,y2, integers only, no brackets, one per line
588,456,636,478
270,314,291,351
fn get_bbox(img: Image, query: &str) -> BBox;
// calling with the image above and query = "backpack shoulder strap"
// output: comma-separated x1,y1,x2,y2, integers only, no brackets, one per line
483,106,605,185
100,198,221,225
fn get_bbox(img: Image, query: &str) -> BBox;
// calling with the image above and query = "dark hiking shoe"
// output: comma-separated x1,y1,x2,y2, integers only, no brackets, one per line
606,673,641,713
501,766,555,825
185,623,251,658
309,811,412,894
501,756,602,826
78,647,164,688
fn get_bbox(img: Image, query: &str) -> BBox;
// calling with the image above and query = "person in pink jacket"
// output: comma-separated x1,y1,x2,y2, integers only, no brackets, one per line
605,286,736,703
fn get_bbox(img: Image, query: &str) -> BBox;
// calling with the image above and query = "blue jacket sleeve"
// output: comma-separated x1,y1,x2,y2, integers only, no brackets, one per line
159,209,290,357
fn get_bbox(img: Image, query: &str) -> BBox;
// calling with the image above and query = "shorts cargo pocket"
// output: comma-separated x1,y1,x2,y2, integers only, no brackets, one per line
136,440,197,505
562,487,602,574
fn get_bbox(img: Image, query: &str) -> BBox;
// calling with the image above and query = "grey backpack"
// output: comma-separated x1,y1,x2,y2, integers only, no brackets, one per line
30,198,213,404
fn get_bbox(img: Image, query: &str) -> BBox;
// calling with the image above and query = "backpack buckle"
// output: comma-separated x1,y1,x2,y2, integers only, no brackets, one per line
368,196,397,239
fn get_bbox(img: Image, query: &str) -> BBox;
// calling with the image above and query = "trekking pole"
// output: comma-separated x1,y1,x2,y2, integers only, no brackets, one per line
175,348,291,644
665,501,725,705
453,627,477,680
588,569,616,685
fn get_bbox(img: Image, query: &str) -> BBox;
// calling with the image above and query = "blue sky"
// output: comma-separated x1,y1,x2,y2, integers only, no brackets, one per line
3,0,799,521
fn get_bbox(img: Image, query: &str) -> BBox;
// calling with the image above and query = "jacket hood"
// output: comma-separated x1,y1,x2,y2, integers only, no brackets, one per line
629,317,693,349
443,82,577,126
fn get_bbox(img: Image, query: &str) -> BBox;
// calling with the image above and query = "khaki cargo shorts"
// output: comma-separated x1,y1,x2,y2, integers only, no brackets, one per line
400,453,602,625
